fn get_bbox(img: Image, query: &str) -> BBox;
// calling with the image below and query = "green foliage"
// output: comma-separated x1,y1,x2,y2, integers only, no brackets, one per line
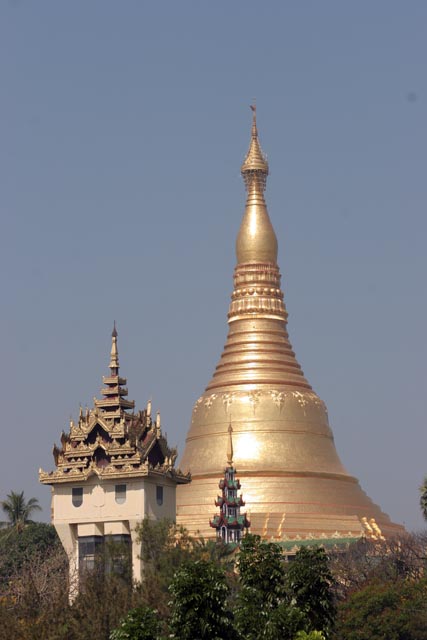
169,559,234,640
0,491,41,529
135,518,231,617
237,534,286,600
419,476,427,521
110,606,161,640
234,537,336,640
334,577,427,640
2,517,427,640
67,564,133,640
135,518,199,616
286,547,336,638
0,522,62,587
266,603,307,640
235,534,303,640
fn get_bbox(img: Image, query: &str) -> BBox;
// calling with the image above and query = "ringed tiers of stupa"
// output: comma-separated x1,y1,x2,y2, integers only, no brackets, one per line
176,109,404,544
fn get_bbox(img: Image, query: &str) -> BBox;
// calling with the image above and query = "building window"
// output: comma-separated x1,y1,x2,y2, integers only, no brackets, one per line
115,484,126,505
78,535,104,574
78,535,132,581
104,534,132,579
156,485,163,506
72,487,83,508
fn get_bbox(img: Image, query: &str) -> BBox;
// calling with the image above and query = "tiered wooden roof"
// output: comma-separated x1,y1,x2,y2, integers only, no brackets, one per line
39,325,189,486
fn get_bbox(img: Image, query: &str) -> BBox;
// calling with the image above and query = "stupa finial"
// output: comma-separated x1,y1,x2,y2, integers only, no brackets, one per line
109,321,119,372
241,103,269,190
250,102,259,139
227,423,234,466
236,107,278,264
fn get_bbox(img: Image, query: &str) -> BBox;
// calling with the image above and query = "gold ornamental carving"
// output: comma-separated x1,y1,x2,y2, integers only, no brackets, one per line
40,327,189,488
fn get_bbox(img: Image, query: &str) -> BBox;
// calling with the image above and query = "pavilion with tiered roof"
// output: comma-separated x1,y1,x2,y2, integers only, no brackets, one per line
40,324,189,595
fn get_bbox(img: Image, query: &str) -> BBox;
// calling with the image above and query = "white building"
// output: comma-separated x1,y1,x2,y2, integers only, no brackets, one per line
39,325,189,594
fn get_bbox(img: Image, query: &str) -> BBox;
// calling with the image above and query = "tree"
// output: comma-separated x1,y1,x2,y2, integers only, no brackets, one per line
67,556,133,640
1,491,41,530
110,606,161,640
234,534,304,640
169,559,234,640
0,522,62,590
0,535,136,640
286,547,336,638
135,518,199,617
329,533,427,601
135,518,232,618
334,577,427,640
237,534,286,602
419,476,427,521
0,541,69,640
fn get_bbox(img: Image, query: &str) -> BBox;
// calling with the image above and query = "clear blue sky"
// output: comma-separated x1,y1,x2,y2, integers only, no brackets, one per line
1,1,426,531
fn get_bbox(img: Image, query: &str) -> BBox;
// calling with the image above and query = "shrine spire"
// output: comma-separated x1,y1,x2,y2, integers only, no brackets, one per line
109,321,119,373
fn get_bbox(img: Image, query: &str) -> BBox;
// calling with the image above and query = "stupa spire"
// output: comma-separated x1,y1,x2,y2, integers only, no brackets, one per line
240,104,269,182
236,106,278,265
209,109,308,391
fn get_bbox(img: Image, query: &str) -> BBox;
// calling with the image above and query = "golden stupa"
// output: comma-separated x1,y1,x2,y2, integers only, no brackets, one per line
176,108,404,543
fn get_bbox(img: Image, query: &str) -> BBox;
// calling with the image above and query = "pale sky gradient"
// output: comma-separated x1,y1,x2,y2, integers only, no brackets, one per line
1,1,426,531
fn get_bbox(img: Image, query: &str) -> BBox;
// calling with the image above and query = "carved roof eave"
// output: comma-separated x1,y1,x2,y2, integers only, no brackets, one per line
94,397,135,410
102,375,127,385
69,419,129,443
39,462,148,484
62,438,136,458
210,513,249,529
39,465,190,486
147,467,190,484
219,479,240,490
70,415,111,440
62,448,135,461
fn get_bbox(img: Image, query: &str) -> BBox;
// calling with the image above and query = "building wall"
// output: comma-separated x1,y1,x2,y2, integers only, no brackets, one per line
52,476,177,524
51,474,179,594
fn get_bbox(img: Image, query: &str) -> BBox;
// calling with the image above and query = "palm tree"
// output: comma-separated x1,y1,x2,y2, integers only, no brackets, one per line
1,491,42,530
419,477,427,522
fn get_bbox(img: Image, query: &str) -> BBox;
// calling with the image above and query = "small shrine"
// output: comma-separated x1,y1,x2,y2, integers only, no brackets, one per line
39,324,189,595
210,425,250,543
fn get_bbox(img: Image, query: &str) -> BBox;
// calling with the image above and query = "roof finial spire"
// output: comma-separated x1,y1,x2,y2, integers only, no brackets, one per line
241,103,269,191
250,101,257,136
109,321,119,372
227,423,234,466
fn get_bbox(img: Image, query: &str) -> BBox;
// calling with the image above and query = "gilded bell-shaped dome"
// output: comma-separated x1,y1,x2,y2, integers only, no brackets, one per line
176,108,403,542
